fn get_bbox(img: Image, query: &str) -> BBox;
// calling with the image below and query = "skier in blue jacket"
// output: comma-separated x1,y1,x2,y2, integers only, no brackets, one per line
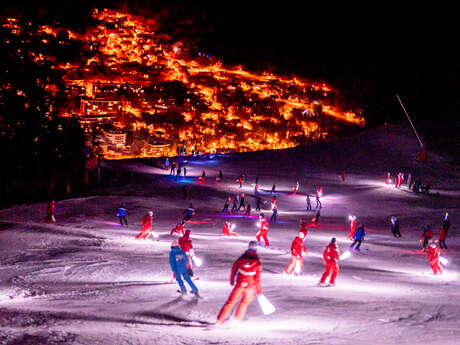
350,224,365,251
169,239,199,297
117,204,128,226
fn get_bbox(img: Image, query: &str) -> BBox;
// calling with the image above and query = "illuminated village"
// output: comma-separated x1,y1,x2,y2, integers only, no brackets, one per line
1,9,364,159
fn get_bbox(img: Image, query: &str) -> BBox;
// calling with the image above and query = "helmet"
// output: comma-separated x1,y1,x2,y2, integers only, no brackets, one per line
331,237,336,244
148,211,153,216
248,241,258,250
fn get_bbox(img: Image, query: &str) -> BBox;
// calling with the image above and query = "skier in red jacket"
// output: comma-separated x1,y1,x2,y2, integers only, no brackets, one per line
46,200,56,223
179,229,194,269
222,222,239,237
284,232,307,275
420,225,434,251
136,211,155,240
348,215,357,240
256,213,270,246
170,221,185,236
216,241,262,324
386,172,390,184
319,238,341,286
427,242,443,275
299,219,309,238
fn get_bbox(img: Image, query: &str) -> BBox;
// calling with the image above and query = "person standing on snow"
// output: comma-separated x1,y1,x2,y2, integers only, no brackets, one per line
222,196,231,213
170,221,185,236
315,192,322,209
169,239,199,297
340,171,346,182
439,213,450,249
244,203,252,217
386,172,390,185
46,199,56,223
256,213,270,246
391,216,401,237
238,192,246,211
238,173,244,188
292,180,299,194
216,169,223,183
136,211,155,240
306,195,312,211
170,161,176,176
175,166,181,181
350,224,365,251
198,170,205,182
216,241,263,325
231,196,239,214
348,215,357,240
183,203,197,222
270,196,278,222
222,221,239,237
284,232,307,275
117,204,128,226
311,209,321,225
271,183,276,195
183,166,187,178
299,219,309,238
427,241,443,275
420,225,434,251
319,238,341,287
256,196,262,211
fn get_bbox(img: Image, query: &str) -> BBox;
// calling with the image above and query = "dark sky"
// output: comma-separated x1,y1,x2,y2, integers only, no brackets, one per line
3,1,460,127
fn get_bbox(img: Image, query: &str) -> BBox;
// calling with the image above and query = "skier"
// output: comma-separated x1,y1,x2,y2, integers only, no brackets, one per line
46,199,56,223
183,166,187,177
306,195,312,211
385,172,390,184
176,166,181,181
271,183,276,195
427,241,443,275
170,161,176,176
340,171,345,182
170,221,185,236
231,196,239,214
439,213,450,249
198,170,205,182
299,219,309,238
311,209,320,225
244,203,251,217
408,173,413,189
179,229,194,270
183,203,197,222
319,238,341,287
350,224,365,251
222,221,239,237
216,241,262,325
256,213,270,246
165,157,170,169
136,211,156,240
317,185,323,197
347,215,357,240
117,203,128,226
390,216,401,238
292,181,299,194
253,176,259,192
420,225,434,251
222,196,231,213
438,227,448,249
216,169,223,183
238,193,246,211
169,239,199,297
284,232,307,275
315,192,322,209
238,173,244,188
270,196,278,222
256,196,262,211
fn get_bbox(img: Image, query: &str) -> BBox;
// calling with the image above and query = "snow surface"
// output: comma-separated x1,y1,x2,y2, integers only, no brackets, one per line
1,124,459,345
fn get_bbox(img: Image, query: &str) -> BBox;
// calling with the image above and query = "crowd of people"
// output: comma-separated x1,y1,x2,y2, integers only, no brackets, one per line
44,161,454,327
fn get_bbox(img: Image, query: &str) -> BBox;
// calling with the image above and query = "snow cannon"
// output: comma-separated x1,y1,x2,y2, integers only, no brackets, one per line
192,255,203,267
440,256,448,265
257,294,275,315
339,251,352,260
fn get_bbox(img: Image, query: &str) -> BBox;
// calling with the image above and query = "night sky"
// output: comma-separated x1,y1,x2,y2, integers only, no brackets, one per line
3,1,459,127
